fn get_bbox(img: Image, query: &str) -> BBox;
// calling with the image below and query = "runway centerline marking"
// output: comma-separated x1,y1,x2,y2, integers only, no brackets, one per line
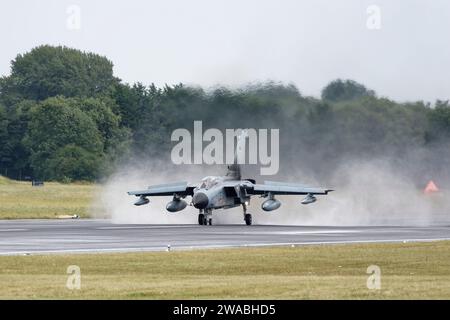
97,225,200,230
0,229,28,232
255,230,361,235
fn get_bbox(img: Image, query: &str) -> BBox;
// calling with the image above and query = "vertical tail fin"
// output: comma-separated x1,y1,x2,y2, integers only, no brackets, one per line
226,164,241,179
225,129,248,179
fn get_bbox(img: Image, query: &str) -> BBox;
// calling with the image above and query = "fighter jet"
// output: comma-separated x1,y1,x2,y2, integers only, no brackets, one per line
128,129,333,225
127,159,333,226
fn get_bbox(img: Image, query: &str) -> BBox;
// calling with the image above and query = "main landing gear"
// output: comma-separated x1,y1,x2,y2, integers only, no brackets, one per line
198,205,252,226
242,203,252,226
198,213,206,225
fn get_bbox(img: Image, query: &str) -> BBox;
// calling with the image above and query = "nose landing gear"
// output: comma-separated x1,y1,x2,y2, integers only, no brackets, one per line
198,209,213,226
198,213,206,225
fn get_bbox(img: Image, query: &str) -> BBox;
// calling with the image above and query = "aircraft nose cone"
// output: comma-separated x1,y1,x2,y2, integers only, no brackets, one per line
193,192,208,209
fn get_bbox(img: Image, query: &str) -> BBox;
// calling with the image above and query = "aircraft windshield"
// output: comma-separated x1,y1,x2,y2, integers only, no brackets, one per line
199,177,219,190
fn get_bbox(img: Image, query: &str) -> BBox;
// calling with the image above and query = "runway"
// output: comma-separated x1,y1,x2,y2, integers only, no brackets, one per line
0,219,449,255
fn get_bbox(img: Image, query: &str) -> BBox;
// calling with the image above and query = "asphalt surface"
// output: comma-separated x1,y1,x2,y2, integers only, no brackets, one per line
0,219,449,255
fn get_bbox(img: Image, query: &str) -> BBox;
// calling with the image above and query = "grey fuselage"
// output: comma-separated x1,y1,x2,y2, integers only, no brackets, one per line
191,176,252,210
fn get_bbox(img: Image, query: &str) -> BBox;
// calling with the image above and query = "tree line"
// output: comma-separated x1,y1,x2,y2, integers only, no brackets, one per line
0,45,449,183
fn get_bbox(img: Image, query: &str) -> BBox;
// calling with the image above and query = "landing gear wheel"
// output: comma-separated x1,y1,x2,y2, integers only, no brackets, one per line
244,213,252,226
208,218,212,225
198,213,205,225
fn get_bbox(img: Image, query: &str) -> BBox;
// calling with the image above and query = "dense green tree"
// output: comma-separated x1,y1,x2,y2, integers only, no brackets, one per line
3,45,117,101
0,104,9,174
428,100,450,140
1,100,34,178
113,82,154,129
330,97,428,156
0,45,133,180
24,96,104,180
321,79,375,102
2,45,450,183
22,96,131,180
75,96,131,175
75,97,130,151
45,144,101,181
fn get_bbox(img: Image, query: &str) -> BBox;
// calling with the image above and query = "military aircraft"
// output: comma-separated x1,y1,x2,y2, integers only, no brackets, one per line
127,163,333,226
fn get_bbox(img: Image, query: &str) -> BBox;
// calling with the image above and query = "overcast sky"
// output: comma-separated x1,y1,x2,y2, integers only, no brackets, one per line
1,0,449,102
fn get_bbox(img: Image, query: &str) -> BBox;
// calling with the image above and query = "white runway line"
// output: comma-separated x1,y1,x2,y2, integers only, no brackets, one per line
210,230,361,235
0,229,28,232
97,225,201,230
258,230,361,235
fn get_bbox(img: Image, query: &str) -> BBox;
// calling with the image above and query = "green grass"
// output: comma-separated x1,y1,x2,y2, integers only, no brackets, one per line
0,176,96,219
0,241,449,299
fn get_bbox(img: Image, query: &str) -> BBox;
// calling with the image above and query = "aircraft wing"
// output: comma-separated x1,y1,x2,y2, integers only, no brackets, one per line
127,181,193,197
247,180,333,195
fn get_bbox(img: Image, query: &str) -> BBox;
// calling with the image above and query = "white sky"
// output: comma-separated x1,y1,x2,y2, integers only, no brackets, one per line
1,0,449,102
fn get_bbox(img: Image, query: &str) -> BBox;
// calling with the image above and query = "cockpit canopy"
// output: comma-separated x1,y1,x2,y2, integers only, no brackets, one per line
198,176,220,190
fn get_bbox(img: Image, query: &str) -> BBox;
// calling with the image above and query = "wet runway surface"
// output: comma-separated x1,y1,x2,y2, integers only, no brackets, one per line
0,219,449,255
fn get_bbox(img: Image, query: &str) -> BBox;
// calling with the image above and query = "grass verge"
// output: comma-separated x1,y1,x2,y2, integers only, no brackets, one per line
0,175,96,219
0,241,449,299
